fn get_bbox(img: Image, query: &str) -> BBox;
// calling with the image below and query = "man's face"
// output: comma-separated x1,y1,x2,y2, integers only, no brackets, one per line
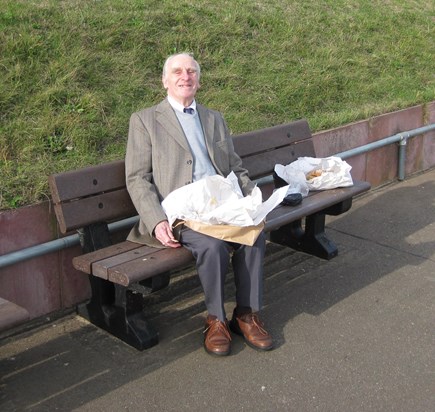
162,55,200,107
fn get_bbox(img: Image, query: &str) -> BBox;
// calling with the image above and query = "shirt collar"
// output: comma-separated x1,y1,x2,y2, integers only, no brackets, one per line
167,96,197,114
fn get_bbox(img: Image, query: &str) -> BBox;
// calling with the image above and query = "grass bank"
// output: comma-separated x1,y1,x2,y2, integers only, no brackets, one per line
1,0,434,208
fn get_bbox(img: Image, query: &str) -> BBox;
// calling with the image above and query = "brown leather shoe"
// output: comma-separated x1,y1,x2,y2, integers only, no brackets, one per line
230,310,273,351
203,315,232,356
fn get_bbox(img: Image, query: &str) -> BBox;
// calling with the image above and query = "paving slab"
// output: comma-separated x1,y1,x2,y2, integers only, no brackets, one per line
1,169,434,412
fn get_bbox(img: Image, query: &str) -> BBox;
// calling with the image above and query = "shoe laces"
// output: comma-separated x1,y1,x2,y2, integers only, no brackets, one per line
242,313,269,336
204,318,232,340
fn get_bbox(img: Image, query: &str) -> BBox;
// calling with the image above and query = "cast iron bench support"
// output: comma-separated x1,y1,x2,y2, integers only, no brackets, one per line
269,198,353,260
78,222,166,350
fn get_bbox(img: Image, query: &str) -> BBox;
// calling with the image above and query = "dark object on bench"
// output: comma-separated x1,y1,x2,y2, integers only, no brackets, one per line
49,119,370,350
273,171,303,204
281,193,303,207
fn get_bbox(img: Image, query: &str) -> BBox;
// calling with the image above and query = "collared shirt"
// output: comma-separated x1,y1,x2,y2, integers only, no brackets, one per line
168,96,197,114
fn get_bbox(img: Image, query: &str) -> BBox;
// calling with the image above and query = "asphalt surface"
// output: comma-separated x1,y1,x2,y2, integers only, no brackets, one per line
1,169,434,412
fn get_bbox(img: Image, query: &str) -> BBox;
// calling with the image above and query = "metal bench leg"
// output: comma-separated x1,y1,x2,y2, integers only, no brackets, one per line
303,213,338,259
269,219,305,251
77,276,115,325
78,280,159,350
111,285,159,350
77,222,159,350
270,214,338,260
139,272,170,293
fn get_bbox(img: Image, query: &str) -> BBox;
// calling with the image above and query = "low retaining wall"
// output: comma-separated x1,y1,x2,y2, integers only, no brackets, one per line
313,102,435,186
1,102,434,323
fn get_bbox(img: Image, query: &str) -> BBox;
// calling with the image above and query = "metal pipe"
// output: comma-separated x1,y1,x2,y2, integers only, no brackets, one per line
334,124,435,160
398,136,408,181
0,216,138,269
0,124,434,270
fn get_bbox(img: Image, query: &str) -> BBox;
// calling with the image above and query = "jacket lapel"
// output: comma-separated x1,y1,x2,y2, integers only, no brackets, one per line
155,99,190,152
197,103,216,159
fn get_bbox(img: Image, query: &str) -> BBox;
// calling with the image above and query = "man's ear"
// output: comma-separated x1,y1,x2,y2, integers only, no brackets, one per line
162,75,168,89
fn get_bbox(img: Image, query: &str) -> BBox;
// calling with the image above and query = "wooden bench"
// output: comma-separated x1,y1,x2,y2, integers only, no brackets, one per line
0,297,30,333
49,119,370,350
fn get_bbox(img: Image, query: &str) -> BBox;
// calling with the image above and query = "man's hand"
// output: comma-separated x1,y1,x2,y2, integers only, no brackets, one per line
154,220,181,248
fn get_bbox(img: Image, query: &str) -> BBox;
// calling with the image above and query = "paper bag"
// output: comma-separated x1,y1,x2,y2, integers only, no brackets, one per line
184,220,265,246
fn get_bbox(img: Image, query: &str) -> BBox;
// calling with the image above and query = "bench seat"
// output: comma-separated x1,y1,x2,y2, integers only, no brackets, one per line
73,180,370,287
264,180,370,231
73,241,193,286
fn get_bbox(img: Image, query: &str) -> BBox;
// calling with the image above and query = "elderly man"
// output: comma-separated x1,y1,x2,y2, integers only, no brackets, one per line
125,53,273,356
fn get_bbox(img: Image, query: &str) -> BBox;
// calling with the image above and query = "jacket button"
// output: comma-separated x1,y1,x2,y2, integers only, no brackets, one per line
187,160,192,165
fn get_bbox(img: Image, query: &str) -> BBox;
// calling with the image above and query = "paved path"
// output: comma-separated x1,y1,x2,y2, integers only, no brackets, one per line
1,169,434,412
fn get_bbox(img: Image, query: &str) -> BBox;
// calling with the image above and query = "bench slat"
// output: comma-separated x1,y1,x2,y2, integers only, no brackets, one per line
49,160,126,203
54,189,136,233
108,247,194,286
242,140,315,179
92,245,162,279
232,119,312,156
265,180,371,232
73,241,142,274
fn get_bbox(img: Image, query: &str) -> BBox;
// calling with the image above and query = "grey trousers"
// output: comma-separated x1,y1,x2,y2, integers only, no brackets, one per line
180,227,266,321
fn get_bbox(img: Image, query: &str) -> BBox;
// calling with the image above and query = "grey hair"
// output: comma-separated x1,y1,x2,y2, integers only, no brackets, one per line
162,53,201,79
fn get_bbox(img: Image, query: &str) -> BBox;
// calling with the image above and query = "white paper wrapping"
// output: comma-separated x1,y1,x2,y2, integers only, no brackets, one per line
275,156,353,191
162,172,289,227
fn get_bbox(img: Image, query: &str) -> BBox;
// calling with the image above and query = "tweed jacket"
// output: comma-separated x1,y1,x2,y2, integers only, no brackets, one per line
125,98,255,247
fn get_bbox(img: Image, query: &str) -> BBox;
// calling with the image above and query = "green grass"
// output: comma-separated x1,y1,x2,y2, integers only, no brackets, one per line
1,0,434,209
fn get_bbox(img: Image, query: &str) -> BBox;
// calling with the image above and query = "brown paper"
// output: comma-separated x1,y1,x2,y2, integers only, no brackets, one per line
183,220,265,246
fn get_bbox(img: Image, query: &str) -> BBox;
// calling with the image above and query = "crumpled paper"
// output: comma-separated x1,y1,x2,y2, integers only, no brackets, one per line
274,164,309,197
275,156,353,191
162,172,289,227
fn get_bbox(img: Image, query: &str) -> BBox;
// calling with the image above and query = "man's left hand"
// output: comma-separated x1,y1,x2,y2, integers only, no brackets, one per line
154,220,182,248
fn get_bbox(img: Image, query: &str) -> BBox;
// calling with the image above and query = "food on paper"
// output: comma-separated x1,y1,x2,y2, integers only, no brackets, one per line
306,169,323,180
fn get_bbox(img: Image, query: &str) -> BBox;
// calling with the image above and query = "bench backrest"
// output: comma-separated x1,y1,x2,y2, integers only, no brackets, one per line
232,119,314,179
49,119,314,234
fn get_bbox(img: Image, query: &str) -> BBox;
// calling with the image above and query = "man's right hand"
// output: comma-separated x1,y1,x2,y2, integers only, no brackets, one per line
154,220,181,248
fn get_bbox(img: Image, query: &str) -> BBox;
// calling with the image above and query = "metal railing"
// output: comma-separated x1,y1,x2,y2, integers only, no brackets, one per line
334,124,435,181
